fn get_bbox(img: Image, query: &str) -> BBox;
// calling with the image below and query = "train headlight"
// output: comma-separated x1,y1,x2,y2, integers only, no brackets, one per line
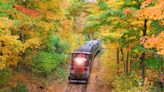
74,57,87,66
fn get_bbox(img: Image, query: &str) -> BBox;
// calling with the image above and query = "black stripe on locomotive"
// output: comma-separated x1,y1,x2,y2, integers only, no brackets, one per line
68,40,101,83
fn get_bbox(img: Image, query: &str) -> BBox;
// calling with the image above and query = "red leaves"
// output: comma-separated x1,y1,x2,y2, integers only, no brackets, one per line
123,8,132,15
13,4,39,17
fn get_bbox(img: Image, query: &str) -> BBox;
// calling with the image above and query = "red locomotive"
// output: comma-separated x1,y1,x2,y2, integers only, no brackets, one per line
68,40,101,83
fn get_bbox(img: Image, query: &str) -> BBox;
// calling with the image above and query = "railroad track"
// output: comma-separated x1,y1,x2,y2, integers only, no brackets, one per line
64,83,87,92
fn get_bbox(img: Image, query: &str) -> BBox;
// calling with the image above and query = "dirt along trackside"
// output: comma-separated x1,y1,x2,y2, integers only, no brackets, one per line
64,84,87,92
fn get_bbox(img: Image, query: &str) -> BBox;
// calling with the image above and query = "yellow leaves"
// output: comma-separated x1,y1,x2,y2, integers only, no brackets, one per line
100,48,117,83
0,35,23,69
10,57,21,66
107,0,123,9
58,31,85,52
56,15,85,52
44,11,58,20
24,38,41,50
0,34,42,69
37,21,55,31
0,0,70,70
97,28,122,48
61,18,73,32
0,56,7,69
39,0,60,10
0,17,13,29
38,0,65,20
0,35,23,55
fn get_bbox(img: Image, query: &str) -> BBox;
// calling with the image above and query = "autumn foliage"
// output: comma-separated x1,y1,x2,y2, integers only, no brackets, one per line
0,0,163,92
14,4,39,17
144,32,164,55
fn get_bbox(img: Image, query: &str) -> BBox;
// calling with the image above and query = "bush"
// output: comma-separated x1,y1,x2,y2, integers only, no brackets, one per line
44,34,69,54
12,81,29,92
32,51,64,75
31,35,68,75
0,68,12,87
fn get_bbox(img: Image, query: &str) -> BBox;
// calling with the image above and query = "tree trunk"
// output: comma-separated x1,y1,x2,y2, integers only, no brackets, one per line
0,50,2,56
140,19,147,86
116,48,120,74
0,41,5,56
17,28,26,71
19,32,26,43
125,50,129,74
120,48,124,62
120,48,125,73
130,53,133,73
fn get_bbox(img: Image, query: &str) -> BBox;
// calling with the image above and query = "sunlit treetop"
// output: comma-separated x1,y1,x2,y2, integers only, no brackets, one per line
135,0,164,20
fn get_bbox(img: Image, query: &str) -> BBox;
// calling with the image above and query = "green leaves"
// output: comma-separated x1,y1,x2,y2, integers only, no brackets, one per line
133,44,147,53
145,57,163,71
31,35,68,75
123,0,142,9
0,68,12,86
150,20,164,35
44,35,69,54
0,0,15,17
98,0,108,10
32,51,63,75
113,73,139,92
66,0,85,17
119,30,140,48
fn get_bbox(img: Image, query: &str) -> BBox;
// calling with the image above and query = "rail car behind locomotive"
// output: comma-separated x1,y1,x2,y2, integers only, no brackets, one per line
68,40,101,83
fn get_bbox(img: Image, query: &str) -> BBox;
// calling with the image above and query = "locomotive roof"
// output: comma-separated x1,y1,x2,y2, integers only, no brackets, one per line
87,40,100,45
74,40,100,54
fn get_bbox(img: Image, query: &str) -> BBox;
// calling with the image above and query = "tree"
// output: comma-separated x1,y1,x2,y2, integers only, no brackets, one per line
85,0,164,91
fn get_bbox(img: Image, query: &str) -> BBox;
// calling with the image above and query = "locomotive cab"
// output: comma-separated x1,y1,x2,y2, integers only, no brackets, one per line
68,52,91,83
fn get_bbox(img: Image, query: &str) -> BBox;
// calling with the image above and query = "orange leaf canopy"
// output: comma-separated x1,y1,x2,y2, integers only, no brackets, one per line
14,4,39,17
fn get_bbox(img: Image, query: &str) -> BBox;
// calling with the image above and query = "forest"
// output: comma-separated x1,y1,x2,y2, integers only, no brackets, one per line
0,0,163,92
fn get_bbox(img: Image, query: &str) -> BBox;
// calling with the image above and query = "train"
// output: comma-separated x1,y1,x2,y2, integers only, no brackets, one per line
68,40,101,83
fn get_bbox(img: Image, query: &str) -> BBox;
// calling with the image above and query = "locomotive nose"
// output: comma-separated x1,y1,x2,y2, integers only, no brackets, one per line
74,57,87,66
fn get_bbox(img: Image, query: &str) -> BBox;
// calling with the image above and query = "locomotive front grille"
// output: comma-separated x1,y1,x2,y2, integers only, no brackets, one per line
69,73,87,80
69,66,89,80
75,68,83,74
